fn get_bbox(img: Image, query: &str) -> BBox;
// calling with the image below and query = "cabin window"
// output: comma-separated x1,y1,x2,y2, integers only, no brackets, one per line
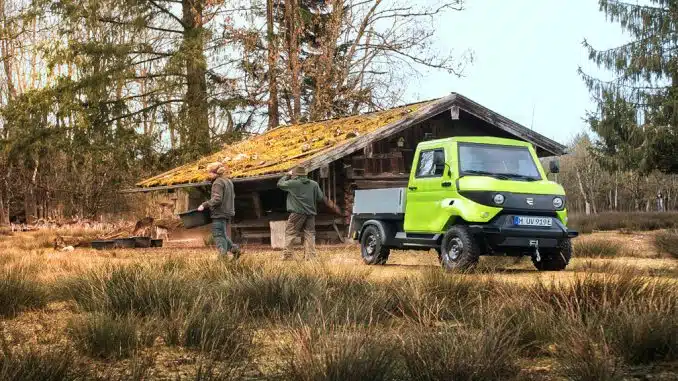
415,149,445,178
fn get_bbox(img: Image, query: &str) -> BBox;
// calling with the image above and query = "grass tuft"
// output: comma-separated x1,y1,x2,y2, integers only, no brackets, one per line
400,322,521,381
603,306,678,365
68,313,141,359
556,328,622,381
653,229,678,259
282,325,400,381
0,347,78,381
0,266,48,318
574,239,622,258
183,302,252,361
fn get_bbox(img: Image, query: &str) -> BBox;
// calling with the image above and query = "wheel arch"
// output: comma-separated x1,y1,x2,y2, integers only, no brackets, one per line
358,219,396,246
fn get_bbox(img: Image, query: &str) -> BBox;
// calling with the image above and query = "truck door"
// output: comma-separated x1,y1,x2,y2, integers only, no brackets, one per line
404,145,454,233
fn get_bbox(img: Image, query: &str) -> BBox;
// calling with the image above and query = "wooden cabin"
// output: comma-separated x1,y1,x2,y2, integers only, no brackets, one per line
129,93,567,245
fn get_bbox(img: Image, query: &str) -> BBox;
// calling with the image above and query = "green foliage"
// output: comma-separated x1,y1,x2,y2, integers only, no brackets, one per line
583,1,678,174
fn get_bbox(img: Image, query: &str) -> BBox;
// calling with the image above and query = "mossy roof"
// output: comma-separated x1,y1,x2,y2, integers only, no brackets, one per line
136,100,435,187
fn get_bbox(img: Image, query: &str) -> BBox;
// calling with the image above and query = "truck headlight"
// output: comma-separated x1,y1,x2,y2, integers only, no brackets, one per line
553,197,564,209
493,193,505,205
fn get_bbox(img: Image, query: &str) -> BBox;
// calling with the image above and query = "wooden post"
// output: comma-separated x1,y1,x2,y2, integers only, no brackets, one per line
252,192,263,219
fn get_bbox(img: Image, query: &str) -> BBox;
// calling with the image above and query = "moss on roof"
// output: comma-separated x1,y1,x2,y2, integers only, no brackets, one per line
137,100,435,187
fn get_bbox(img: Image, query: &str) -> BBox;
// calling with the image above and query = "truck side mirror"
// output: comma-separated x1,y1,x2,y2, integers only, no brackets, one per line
549,159,560,174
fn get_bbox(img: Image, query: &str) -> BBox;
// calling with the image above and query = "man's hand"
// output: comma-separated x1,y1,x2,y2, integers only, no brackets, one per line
197,205,205,212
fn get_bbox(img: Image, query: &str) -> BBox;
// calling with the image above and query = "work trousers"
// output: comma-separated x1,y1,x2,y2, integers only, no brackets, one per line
211,218,234,257
282,213,316,259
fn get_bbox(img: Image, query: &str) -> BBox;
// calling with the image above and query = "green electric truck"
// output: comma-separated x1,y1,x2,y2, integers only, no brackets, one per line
348,136,578,271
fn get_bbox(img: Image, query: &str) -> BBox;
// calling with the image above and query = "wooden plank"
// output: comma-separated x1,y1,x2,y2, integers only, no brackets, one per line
450,105,460,120
351,152,403,160
332,222,346,243
252,192,263,219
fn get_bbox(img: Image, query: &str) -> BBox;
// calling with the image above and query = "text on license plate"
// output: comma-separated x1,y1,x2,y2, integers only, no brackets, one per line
513,216,552,227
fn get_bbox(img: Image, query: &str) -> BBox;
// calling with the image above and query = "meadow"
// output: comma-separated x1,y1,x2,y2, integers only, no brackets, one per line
0,216,677,380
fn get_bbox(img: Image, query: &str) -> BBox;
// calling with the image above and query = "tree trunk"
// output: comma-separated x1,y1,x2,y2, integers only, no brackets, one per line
182,0,210,156
614,172,618,210
0,191,7,226
285,0,301,123
266,0,280,129
575,168,591,215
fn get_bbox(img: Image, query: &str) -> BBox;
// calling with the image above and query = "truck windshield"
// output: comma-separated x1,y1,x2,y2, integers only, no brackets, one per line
458,143,542,181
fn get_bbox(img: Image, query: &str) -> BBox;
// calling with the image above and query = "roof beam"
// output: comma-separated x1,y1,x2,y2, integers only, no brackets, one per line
120,172,285,193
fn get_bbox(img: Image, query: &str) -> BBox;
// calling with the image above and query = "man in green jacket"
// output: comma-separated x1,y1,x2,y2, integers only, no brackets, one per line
277,166,324,260
198,162,241,259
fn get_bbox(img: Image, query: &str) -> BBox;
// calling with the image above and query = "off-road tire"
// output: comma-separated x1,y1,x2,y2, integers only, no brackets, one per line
440,226,480,271
532,239,572,271
360,225,390,265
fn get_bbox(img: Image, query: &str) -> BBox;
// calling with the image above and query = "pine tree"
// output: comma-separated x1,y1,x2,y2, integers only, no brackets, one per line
582,0,678,173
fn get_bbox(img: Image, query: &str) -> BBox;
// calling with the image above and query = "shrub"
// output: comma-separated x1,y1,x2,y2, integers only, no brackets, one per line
0,347,78,381
0,266,48,318
653,229,678,259
574,239,622,258
68,313,140,359
282,325,400,381
569,212,678,234
399,322,521,381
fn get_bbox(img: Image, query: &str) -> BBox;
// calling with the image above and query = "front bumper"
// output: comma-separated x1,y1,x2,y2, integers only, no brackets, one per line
468,214,578,250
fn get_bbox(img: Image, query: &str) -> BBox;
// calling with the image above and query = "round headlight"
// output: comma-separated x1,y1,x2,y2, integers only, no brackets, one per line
493,193,505,205
553,197,564,209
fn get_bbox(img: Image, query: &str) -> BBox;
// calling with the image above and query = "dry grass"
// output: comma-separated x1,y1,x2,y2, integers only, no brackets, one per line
574,239,622,258
654,229,678,259
0,229,677,379
0,265,48,318
569,212,678,234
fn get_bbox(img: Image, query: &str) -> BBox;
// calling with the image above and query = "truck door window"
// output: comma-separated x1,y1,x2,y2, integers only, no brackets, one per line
416,149,445,178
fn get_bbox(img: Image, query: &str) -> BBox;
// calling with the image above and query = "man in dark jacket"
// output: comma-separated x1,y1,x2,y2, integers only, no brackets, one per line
198,162,241,259
277,166,324,260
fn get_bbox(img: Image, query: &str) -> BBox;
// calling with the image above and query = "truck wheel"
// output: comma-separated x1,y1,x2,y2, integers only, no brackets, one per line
360,225,390,265
440,226,479,271
532,239,572,271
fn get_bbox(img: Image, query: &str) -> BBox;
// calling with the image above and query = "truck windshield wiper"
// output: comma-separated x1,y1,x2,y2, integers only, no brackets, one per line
502,173,539,182
463,170,510,180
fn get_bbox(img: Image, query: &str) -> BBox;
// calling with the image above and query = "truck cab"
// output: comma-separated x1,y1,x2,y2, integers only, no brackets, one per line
350,136,578,271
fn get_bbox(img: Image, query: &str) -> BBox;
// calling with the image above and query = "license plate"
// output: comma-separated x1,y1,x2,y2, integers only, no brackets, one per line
513,216,552,227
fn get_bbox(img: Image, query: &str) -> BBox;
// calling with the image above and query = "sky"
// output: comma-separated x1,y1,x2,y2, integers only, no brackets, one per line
405,0,631,146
